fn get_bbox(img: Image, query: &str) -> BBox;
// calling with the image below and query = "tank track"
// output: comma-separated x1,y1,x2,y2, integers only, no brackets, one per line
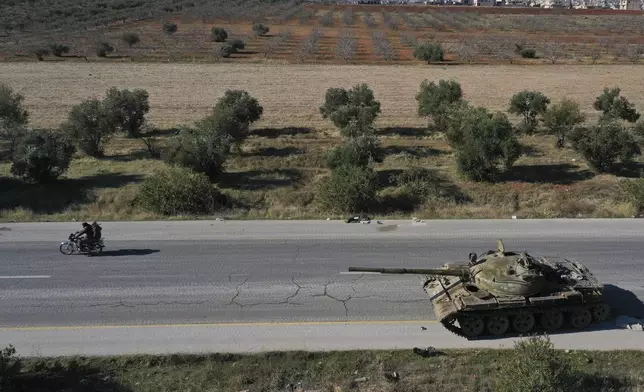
437,301,611,340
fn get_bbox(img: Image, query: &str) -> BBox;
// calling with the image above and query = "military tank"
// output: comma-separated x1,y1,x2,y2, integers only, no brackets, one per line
348,239,611,339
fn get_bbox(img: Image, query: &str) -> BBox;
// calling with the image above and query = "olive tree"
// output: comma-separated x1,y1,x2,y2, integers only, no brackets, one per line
508,90,550,134
319,84,381,138
569,118,640,173
593,86,640,123
61,99,117,157
415,79,463,132
446,104,522,182
316,164,379,214
102,87,150,138
541,98,585,148
10,128,76,183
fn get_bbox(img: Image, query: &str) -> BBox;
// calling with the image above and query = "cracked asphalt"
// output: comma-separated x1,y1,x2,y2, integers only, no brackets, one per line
1,220,643,355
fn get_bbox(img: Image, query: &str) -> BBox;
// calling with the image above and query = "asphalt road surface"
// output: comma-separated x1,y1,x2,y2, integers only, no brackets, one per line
1,219,643,356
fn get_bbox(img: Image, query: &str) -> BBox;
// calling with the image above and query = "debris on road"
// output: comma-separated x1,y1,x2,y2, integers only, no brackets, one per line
413,346,441,357
616,315,644,331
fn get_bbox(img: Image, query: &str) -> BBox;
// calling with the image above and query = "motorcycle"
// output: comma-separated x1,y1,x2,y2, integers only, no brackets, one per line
59,233,105,256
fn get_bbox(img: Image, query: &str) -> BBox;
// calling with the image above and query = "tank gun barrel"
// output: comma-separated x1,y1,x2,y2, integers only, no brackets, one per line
348,266,469,278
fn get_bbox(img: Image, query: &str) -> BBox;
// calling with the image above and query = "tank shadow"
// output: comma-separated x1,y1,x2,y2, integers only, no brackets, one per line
602,284,644,318
96,249,160,257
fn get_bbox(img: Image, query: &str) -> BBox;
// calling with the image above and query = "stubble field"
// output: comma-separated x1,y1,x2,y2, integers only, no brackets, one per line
2,61,644,222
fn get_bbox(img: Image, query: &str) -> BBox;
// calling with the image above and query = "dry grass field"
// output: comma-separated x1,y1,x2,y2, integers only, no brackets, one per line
1,62,644,222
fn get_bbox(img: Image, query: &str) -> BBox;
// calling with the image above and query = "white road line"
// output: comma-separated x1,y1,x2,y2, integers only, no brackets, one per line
0,275,50,279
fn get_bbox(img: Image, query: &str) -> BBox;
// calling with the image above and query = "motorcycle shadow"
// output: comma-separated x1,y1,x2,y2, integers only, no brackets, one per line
94,249,160,257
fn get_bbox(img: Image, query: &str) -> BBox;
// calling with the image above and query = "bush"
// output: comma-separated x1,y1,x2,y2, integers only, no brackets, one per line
62,99,117,157
496,335,576,392
0,345,21,390
326,134,383,169
542,98,586,148
122,32,140,47
0,83,29,126
446,104,521,182
316,164,378,214
102,87,150,138
211,27,228,42
10,129,75,184
520,48,536,58
137,166,226,215
229,39,245,51
569,118,640,173
413,43,444,63
163,126,232,182
163,21,178,35
621,178,644,216
416,79,463,132
48,43,69,57
252,23,269,37
508,90,550,134
593,86,640,123
319,84,381,138
96,41,114,57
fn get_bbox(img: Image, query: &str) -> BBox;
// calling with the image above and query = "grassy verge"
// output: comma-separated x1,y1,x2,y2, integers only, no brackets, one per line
0,127,640,222
3,336,644,392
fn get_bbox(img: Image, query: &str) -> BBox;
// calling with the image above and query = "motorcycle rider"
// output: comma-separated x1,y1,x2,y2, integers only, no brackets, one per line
73,222,95,250
91,221,102,243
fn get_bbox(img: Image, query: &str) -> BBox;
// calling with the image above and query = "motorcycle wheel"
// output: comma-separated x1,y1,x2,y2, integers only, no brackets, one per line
60,242,75,255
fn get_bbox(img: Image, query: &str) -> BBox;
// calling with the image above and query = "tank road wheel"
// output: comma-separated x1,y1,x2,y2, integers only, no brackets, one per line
569,308,592,329
511,313,535,334
592,303,611,322
459,315,485,338
486,315,510,336
540,309,564,331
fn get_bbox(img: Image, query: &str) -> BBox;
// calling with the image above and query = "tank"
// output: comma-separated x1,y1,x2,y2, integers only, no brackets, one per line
348,239,611,339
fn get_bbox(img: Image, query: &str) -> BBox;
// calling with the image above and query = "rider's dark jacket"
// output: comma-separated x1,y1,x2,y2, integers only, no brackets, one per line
77,226,94,240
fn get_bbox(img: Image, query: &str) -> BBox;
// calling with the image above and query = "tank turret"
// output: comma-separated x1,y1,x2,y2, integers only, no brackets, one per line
346,239,611,339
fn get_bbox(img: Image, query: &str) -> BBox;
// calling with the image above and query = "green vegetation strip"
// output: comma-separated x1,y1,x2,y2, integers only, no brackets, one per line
1,336,644,392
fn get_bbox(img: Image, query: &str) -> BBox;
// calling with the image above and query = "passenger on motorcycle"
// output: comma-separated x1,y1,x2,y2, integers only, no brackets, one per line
73,222,95,250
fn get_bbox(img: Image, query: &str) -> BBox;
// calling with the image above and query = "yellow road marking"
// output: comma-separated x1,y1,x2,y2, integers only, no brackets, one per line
1,320,438,331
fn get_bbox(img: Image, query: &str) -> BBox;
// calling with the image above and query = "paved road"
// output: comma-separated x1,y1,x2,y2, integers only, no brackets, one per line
0,220,643,356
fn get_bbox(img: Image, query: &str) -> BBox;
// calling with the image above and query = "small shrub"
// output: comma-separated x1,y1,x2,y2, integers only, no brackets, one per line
229,38,245,51
252,23,269,37
316,164,379,214
163,21,178,35
496,335,576,392
211,27,228,42
413,43,444,63
137,166,225,215
10,129,76,184
34,48,49,61
541,98,585,148
0,83,29,126
122,32,140,47
621,178,644,216
49,43,69,57
569,118,640,173
326,134,383,169
319,84,381,138
520,48,536,58
508,90,551,134
61,98,117,157
102,87,150,138
96,41,114,57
